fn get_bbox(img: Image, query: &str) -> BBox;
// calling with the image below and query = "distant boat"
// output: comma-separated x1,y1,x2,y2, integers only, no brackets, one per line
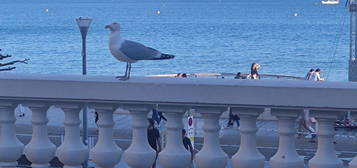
321,0,339,5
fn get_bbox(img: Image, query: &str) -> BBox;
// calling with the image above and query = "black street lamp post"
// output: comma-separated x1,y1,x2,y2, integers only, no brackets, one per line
76,16,92,168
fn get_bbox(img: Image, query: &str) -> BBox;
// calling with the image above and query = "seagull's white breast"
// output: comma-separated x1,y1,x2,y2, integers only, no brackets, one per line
108,32,137,63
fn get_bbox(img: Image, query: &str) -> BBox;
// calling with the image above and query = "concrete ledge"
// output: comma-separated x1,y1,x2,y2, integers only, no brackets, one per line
0,73,357,109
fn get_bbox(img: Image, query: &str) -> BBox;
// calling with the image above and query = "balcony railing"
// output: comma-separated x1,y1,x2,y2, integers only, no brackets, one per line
0,73,357,168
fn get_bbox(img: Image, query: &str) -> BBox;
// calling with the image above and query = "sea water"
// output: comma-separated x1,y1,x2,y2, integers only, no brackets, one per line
0,0,350,81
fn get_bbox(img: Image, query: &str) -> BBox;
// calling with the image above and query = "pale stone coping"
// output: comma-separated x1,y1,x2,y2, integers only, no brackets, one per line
1,73,356,89
0,73,357,109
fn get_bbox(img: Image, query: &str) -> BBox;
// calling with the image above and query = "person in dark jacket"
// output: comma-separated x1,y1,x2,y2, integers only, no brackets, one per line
147,118,161,168
227,109,240,127
182,129,194,162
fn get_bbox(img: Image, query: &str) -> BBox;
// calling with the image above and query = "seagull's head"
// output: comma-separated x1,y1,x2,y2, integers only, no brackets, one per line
105,22,120,32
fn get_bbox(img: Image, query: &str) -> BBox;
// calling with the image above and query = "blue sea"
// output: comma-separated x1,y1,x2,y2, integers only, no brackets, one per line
0,0,350,81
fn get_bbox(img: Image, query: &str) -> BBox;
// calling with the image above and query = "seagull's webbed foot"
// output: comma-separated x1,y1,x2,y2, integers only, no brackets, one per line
116,76,130,81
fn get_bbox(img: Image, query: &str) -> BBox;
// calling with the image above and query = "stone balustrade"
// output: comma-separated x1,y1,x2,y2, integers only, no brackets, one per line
0,74,357,168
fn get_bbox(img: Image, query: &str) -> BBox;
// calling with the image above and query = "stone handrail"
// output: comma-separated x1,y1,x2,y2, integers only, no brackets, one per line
0,73,356,168
1,73,357,108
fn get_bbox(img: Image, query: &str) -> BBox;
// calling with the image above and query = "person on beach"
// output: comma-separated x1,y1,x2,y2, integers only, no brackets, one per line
250,63,261,79
297,110,316,142
304,69,314,80
147,118,161,168
310,68,324,81
176,73,188,78
152,108,167,125
182,129,194,167
227,108,240,127
234,72,244,79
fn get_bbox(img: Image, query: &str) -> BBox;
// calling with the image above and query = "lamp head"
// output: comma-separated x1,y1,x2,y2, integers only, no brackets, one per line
76,17,92,29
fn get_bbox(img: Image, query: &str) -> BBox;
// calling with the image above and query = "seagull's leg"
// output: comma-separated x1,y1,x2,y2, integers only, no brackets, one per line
116,63,130,80
124,63,129,77
127,63,132,79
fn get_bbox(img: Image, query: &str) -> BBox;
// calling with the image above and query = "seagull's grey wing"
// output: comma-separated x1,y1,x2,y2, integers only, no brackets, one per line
120,40,161,60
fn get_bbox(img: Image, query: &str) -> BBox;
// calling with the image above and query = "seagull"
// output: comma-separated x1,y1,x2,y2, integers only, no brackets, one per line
105,22,175,80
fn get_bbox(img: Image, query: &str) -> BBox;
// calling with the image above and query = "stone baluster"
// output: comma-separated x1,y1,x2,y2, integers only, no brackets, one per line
269,108,304,168
308,110,343,168
90,105,122,168
349,111,357,168
0,102,24,168
56,104,89,168
194,107,228,168
158,105,191,168
123,104,156,168
231,107,265,168
24,103,56,168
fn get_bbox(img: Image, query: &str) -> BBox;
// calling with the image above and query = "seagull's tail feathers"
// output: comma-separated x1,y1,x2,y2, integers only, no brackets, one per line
153,53,175,60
